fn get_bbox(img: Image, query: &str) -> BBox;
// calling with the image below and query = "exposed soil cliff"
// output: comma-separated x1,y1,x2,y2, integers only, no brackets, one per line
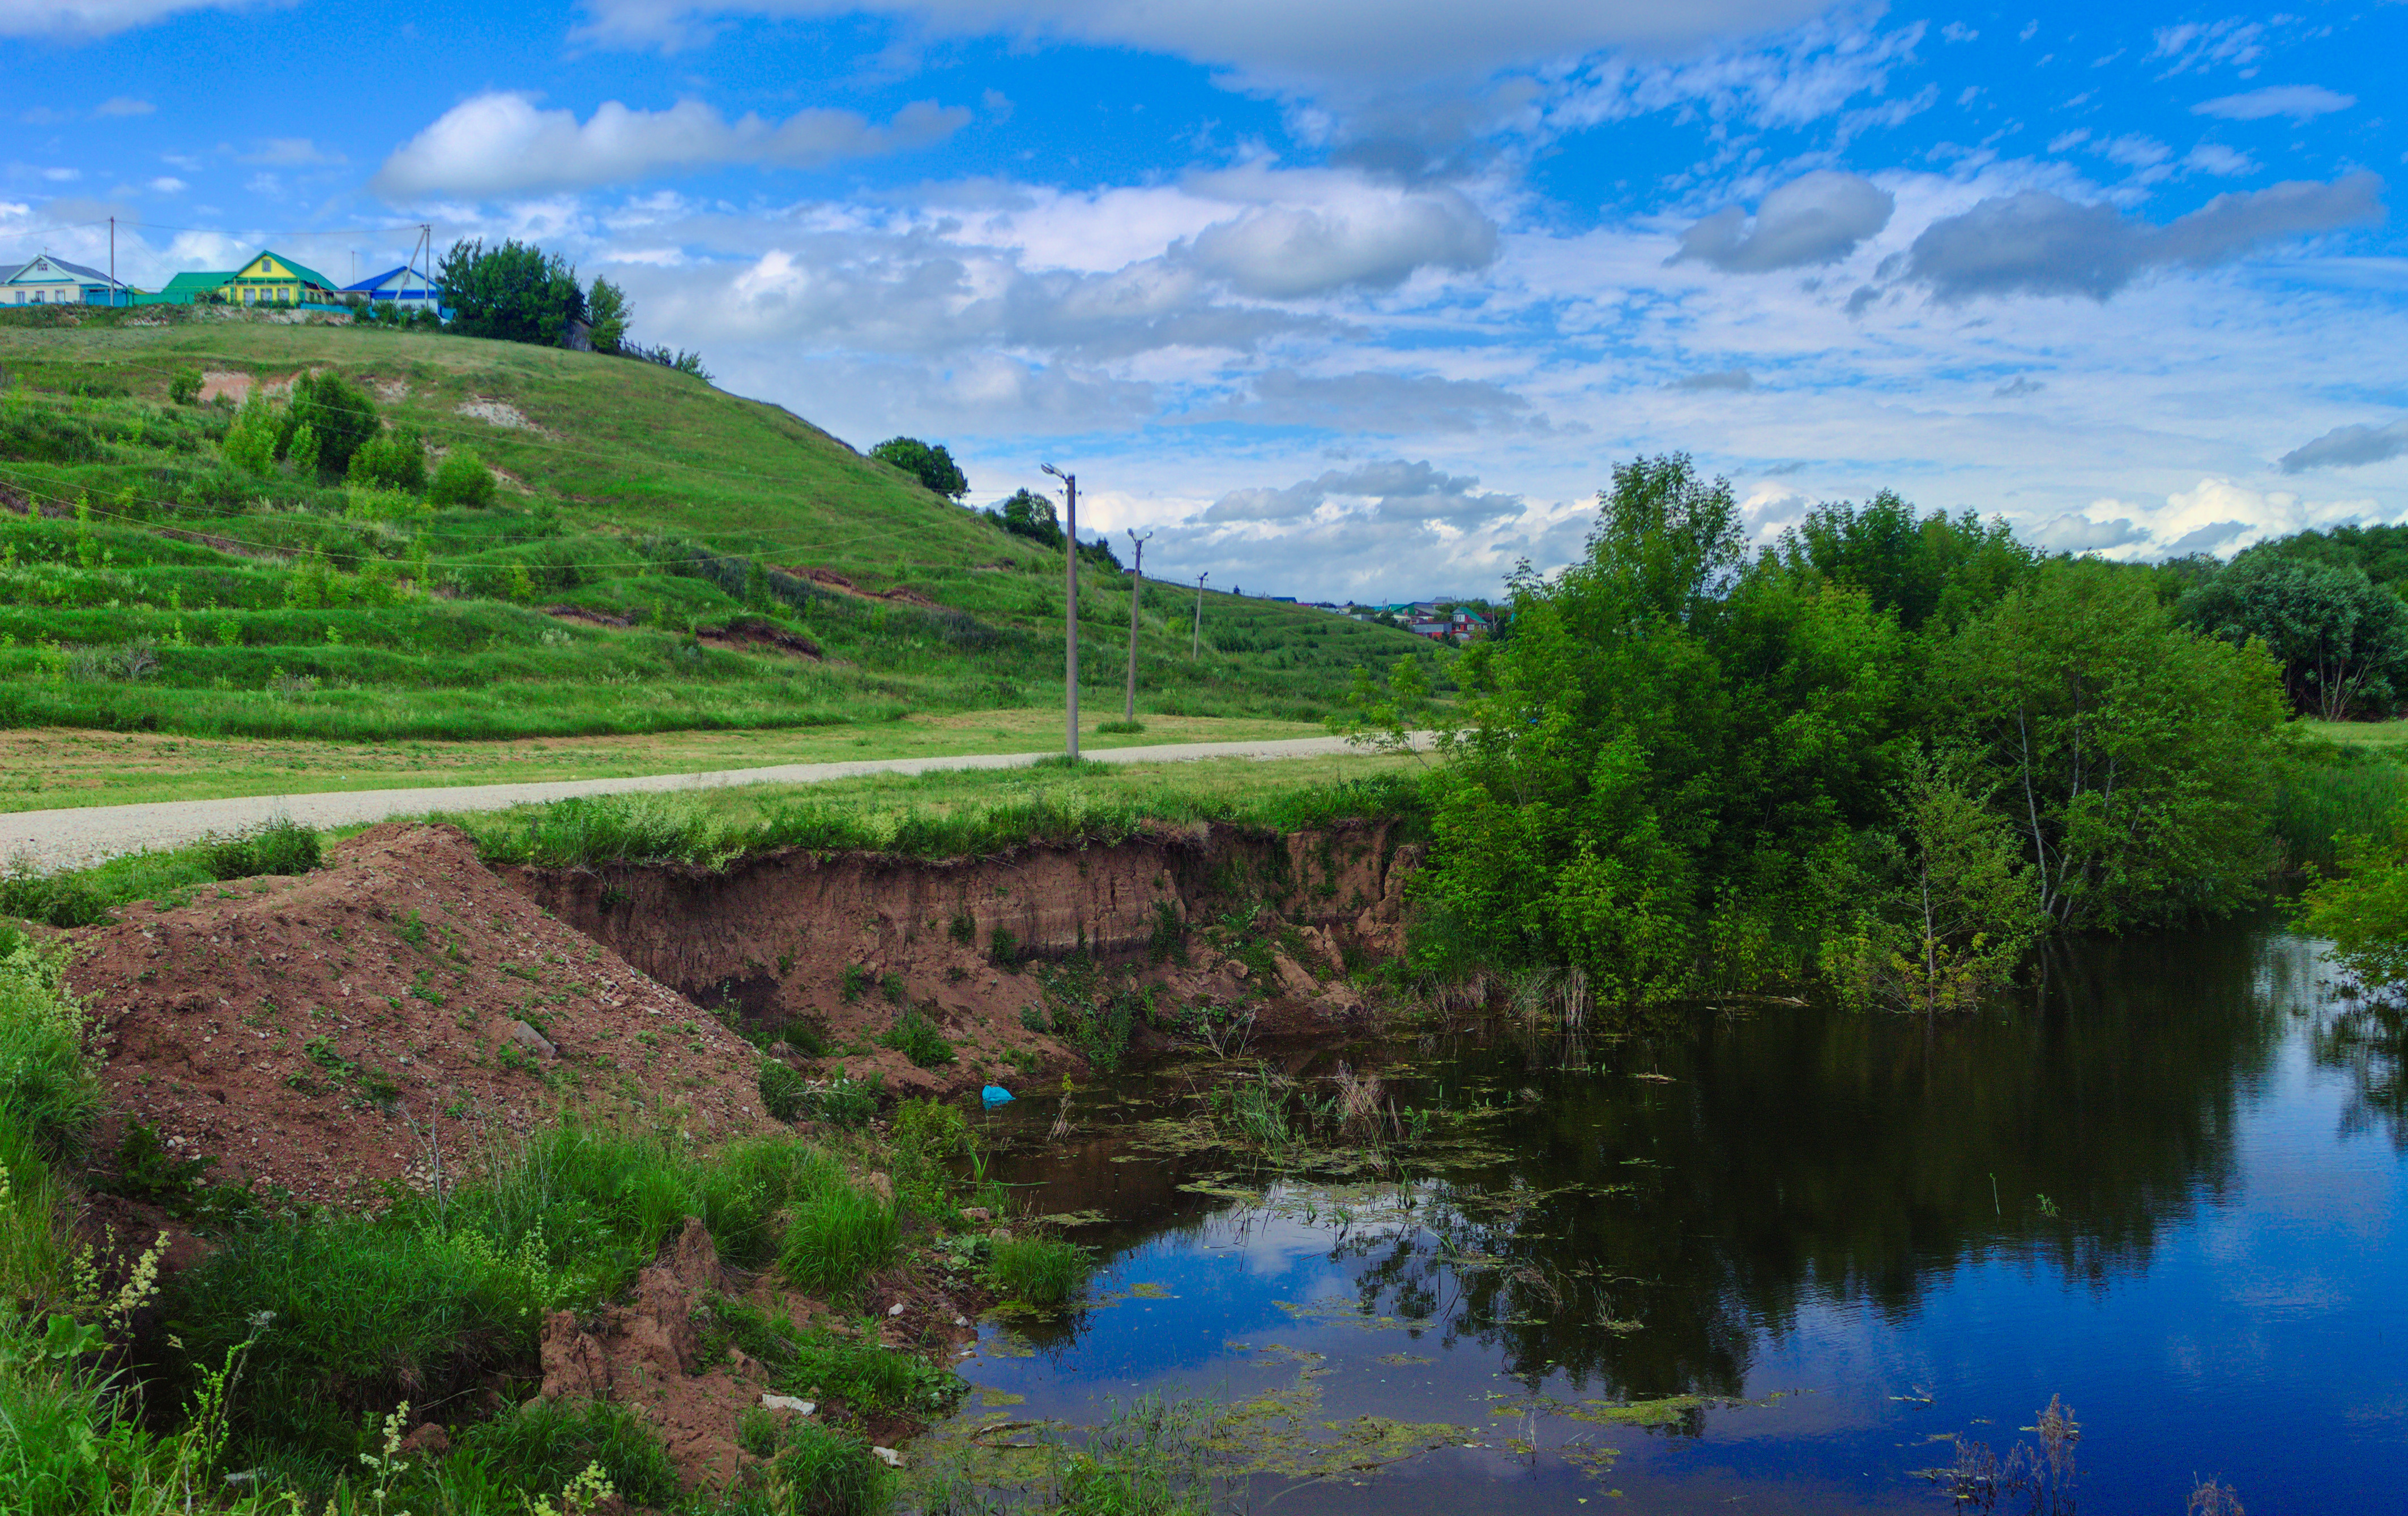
501,821,1420,1098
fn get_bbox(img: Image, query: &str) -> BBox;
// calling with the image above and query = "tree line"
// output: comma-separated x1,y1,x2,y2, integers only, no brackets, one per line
1351,454,2303,1013
433,240,710,381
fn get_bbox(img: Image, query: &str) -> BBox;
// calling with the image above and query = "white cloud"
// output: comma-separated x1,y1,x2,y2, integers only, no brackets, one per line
2147,19,2265,78
2192,86,2356,123
0,0,261,39
2279,418,2408,473
1180,187,1496,298
93,96,153,117
373,93,971,199
146,176,187,194
244,137,344,166
2183,144,2257,177
573,0,1834,79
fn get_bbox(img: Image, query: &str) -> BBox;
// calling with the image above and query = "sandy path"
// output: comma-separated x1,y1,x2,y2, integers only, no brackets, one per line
2,735,1401,874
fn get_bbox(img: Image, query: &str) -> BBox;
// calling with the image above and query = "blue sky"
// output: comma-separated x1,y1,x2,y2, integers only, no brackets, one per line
6,0,2403,598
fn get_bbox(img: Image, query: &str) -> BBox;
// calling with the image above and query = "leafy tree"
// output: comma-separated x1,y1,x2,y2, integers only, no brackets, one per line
428,450,497,509
167,367,202,404
436,239,586,347
2297,818,2408,990
871,437,969,499
2179,552,2408,721
585,277,630,355
1940,559,2287,930
1771,491,2036,632
348,427,426,493
991,487,1061,547
275,371,379,476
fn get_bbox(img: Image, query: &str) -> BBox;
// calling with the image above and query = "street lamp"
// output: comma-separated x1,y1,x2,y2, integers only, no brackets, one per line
1191,571,1209,660
1040,463,1077,758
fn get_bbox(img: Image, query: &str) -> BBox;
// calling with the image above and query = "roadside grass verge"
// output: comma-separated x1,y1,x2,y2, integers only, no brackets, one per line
1,817,322,926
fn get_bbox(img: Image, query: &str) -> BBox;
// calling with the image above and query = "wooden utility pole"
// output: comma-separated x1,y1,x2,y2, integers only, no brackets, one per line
108,217,114,303
1190,572,1208,659
1042,463,1078,757
1122,528,1154,723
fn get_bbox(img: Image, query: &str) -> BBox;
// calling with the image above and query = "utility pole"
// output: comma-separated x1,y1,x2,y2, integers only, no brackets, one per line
1122,528,1154,724
1041,463,1078,758
108,217,114,304
1190,571,1208,660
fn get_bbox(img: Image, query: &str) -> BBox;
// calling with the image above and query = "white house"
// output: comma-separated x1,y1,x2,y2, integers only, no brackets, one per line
2,253,136,306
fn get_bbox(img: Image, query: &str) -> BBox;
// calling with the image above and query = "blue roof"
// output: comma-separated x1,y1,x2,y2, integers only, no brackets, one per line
343,264,438,294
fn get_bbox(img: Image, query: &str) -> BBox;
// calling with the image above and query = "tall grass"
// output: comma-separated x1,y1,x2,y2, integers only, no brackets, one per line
0,818,326,928
983,1236,1094,1310
2272,753,2408,874
779,1176,900,1298
0,943,99,1317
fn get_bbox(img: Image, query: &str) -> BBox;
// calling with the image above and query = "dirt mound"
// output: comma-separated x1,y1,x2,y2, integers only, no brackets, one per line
786,566,938,608
67,824,767,1207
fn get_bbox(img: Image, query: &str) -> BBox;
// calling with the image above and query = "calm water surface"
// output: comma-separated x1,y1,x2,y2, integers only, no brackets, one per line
948,926,2408,1513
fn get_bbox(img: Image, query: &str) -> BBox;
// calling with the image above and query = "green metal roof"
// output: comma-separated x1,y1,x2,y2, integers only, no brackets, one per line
234,251,338,290
159,271,233,294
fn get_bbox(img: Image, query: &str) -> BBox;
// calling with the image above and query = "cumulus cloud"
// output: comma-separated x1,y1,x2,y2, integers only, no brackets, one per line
373,92,970,199
1179,188,1496,298
2279,418,2408,473
2192,85,2356,123
2160,519,2252,555
1673,170,1894,273
1671,368,1754,390
574,0,1832,80
0,0,257,38
2030,514,2148,552
1904,172,2386,301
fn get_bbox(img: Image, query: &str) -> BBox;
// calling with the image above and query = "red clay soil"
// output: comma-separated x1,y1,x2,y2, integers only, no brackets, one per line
503,821,1419,1100
66,823,768,1207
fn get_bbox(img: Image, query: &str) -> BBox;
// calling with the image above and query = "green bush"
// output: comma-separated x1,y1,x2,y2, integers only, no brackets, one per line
890,1097,969,1161
806,1075,882,1129
429,450,497,509
0,869,113,929
878,1008,955,1068
348,426,426,492
983,1235,1093,1310
200,818,322,880
779,1177,899,1298
0,945,101,1165
167,366,202,404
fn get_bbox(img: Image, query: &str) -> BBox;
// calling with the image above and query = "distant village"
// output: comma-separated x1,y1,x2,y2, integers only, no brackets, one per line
0,247,439,311
1288,601,1494,642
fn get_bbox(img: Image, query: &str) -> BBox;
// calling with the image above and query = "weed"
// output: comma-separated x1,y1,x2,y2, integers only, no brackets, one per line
1095,719,1146,734
879,1008,957,1068
1148,900,1188,966
880,970,907,1003
949,909,977,946
395,908,426,947
761,1059,810,1122
780,1178,900,1297
454,1397,680,1508
841,963,868,1002
988,926,1020,967
770,1420,889,1515
984,1235,1094,1310
198,818,321,881
805,1075,882,1128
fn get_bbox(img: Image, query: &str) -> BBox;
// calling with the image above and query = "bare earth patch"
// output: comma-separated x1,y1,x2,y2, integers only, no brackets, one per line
458,396,540,430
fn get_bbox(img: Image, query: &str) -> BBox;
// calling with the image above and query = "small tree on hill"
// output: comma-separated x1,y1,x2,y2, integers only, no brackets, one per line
276,371,379,477
429,450,497,509
990,487,1060,546
349,427,426,493
586,277,630,354
871,437,969,499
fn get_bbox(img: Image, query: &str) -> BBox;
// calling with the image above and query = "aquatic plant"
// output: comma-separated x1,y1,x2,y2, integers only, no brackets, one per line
985,1235,1094,1309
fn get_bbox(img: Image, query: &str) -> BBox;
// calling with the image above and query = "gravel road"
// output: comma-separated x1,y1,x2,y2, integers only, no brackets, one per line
3,734,1401,874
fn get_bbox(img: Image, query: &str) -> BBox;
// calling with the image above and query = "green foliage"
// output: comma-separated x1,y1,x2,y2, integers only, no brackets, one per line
584,276,631,355
428,449,498,509
879,1007,956,1067
347,425,426,492
2298,812,2408,988
0,943,101,1165
2273,750,2408,874
1416,455,2290,1006
779,1175,900,1297
761,1058,812,1122
983,1235,1093,1309
275,371,381,477
166,366,202,404
200,818,322,879
438,238,587,347
990,487,1061,548
219,394,277,477
805,1074,883,1129
890,1096,970,1161
1943,560,2287,930
453,1397,680,1508
870,437,969,499
2179,551,2408,720
767,1419,889,1515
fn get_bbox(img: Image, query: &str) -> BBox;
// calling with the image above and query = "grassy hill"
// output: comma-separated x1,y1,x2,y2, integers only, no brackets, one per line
0,306,1432,747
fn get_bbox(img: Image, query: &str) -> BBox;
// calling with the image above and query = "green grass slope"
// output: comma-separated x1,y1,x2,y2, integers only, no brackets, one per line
0,307,1434,741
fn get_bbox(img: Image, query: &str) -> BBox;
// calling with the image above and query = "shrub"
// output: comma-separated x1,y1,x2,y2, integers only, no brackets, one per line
806,1075,881,1129
779,1178,898,1298
167,366,202,404
348,426,426,492
200,818,322,880
983,1235,1093,1309
878,1008,955,1069
429,449,497,509
890,1097,969,1161
760,1059,810,1122
0,943,101,1165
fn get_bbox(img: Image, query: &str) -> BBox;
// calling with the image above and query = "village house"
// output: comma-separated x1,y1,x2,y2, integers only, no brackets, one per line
340,263,442,313
1,253,138,306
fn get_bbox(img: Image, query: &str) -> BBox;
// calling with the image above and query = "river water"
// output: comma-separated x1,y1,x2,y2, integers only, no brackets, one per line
946,924,2408,1513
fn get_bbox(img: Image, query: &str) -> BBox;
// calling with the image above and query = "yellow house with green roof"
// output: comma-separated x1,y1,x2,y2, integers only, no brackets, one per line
220,250,340,306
